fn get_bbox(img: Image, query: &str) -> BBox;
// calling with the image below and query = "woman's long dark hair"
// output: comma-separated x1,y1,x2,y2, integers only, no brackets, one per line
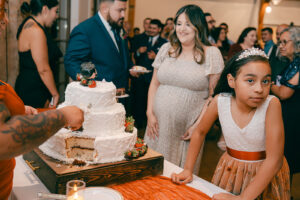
213,51,269,97
237,27,256,44
169,4,211,64
20,0,59,16
211,27,230,52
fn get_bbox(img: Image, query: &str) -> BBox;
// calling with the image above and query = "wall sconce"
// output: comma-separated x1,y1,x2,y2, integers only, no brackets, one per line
272,0,282,5
266,5,272,13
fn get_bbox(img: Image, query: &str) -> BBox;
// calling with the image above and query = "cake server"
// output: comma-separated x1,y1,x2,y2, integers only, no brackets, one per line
37,192,66,200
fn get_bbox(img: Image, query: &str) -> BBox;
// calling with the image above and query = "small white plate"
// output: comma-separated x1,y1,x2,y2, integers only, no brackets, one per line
77,187,123,200
116,93,130,98
129,69,152,73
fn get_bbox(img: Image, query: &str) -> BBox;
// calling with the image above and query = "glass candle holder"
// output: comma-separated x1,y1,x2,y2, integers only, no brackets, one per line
66,180,85,200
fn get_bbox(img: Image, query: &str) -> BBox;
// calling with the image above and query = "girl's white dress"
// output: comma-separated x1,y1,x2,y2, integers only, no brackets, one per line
212,93,290,199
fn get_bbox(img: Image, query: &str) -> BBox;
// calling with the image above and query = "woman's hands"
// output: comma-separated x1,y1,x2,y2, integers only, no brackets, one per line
212,193,240,200
24,106,38,115
146,112,159,139
171,169,193,184
181,124,196,141
49,93,59,108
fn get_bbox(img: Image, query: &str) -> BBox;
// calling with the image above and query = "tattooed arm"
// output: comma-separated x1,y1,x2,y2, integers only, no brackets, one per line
0,101,83,160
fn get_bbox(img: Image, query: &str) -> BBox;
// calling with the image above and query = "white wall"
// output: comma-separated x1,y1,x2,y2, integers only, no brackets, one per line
70,0,300,42
70,0,94,31
264,1,300,27
134,0,300,42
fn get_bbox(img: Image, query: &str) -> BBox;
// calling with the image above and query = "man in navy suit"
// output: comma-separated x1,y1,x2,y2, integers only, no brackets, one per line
64,0,130,95
130,19,167,134
130,17,151,60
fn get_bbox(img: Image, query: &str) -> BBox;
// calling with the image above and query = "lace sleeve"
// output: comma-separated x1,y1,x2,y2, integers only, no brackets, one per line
152,42,171,69
205,46,225,76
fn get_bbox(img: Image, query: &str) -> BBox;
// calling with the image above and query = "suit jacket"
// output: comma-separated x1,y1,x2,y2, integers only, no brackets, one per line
268,44,278,62
134,35,167,83
64,14,131,89
131,32,148,53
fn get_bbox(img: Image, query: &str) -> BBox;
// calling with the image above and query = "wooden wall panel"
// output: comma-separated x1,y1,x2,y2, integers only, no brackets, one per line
0,23,7,82
128,0,135,37
0,0,24,86
7,0,24,86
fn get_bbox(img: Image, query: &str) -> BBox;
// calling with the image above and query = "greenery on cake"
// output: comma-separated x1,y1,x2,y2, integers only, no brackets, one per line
76,74,97,88
125,116,135,133
124,138,148,160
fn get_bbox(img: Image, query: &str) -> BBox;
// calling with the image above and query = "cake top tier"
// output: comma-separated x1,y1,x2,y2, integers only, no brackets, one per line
64,81,117,110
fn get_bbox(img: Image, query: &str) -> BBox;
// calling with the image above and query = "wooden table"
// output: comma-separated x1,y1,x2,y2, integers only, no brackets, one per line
10,156,228,200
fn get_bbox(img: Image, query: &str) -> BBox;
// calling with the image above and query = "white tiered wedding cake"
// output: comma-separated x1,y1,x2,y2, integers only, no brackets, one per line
39,81,137,164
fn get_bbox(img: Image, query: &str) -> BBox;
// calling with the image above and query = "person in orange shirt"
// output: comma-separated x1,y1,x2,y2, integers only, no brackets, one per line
0,2,84,199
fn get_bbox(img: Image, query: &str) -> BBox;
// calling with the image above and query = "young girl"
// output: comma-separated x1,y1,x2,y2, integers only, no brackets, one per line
171,48,290,200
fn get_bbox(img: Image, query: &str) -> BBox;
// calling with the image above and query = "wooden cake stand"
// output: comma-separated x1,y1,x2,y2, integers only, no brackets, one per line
23,148,164,194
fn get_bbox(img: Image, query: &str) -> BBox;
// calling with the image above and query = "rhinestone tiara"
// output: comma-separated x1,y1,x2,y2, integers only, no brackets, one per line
236,47,269,61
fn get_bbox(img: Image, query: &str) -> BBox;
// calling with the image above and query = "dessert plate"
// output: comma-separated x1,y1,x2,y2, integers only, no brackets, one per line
129,66,152,73
129,69,152,73
116,93,130,98
77,187,123,200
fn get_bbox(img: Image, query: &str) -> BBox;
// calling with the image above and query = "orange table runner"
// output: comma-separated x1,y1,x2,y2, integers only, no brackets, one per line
110,176,211,200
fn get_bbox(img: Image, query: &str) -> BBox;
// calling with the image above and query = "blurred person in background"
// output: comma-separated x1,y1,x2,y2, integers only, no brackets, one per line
269,24,290,82
228,27,257,59
130,19,167,136
271,27,300,184
133,27,140,36
15,0,62,108
212,27,231,61
219,22,234,45
204,12,216,44
261,27,275,56
161,17,174,40
131,17,151,63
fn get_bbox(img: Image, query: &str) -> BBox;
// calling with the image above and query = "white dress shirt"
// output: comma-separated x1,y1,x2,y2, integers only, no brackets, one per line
98,11,119,51
149,34,160,47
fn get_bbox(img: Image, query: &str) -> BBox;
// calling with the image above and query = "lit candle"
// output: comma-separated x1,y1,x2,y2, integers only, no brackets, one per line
74,184,77,192
67,191,84,200
66,180,86,200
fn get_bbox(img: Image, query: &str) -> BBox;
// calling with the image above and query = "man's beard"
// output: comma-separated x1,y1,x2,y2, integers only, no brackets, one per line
107,12,124,31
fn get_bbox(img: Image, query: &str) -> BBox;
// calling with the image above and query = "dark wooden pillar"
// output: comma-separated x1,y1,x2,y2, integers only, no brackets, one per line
258,0,270,42
127,0,135,37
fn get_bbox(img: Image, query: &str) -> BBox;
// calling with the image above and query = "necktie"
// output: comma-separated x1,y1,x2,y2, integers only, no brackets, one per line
112,28,122,52
147,36,153,48
112,28,124,63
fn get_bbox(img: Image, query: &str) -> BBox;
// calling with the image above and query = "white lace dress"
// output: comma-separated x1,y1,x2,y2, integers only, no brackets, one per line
211,94,290,199
144,43,224,173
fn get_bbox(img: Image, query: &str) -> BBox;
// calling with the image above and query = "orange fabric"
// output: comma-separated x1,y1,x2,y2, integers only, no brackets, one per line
0,80,25,115
226,147,266,161
110,176,211,200
212,153,290,199
0,80,25,200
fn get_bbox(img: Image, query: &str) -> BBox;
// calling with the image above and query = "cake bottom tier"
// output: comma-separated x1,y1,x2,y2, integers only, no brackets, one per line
39,128,137,164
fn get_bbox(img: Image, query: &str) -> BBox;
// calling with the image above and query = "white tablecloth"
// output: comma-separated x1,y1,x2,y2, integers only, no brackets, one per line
11,156,227,200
